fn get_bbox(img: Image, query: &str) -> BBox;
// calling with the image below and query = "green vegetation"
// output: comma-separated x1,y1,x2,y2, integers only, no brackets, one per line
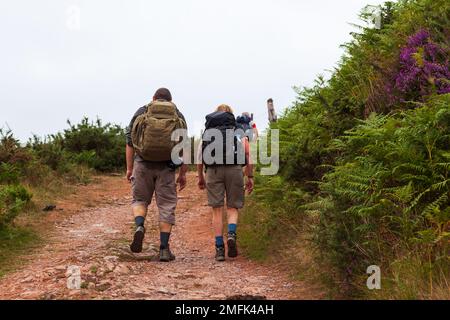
0,184,32,228
28,117,126,173
0,226,40,277
242,0,449,299
0,0,448,300
0,118,126,275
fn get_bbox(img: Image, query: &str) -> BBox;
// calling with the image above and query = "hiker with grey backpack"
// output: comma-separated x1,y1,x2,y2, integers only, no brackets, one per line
197,104,254,261
125,88,187,262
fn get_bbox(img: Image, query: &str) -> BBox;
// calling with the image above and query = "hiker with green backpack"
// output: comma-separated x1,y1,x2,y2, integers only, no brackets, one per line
197,104,254,261
125,88,187,262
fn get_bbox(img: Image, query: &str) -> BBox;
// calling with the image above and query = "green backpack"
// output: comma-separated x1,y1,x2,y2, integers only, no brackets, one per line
131,100,187,161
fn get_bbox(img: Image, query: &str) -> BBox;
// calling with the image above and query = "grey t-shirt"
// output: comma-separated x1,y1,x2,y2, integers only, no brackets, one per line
126,103,186,162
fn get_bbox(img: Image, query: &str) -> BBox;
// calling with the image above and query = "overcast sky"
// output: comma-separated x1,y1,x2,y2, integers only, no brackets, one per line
0,0,387,141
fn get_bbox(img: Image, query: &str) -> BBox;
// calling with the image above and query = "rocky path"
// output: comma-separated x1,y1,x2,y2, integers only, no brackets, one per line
0,173,315,300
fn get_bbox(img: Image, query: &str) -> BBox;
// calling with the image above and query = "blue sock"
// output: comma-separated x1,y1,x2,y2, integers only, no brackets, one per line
228,223,237,234
215,236,224,247
135,216,145,227
160,232,171,249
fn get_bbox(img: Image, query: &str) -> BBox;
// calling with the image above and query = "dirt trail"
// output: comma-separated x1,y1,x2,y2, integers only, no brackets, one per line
0,173,317,300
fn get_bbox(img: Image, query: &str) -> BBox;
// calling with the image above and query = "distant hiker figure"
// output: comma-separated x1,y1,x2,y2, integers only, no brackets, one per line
236,112,258,141
267,98,277,123
197,104,254,262
250,117,259,141
126,88,187,262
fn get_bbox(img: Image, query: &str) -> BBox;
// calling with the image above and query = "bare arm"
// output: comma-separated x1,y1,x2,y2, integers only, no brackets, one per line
197,163,204,176
197,164,205,189
179,163,188,176
126,144,135,182
244,138,254,194
197,140,206,189
175,163,188,191
175,129,190,191
125,107,147,181
244,138,254,177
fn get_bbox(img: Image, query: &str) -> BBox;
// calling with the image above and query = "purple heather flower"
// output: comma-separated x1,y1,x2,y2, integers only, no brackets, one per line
399,47,416,66
424,42,445,60
437,85,450,94
393,29,449,98
407,29,430,47
368,28,449,109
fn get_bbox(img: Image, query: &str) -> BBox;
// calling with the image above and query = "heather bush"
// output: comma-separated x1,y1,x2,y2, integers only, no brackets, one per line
0,117,126,228
0,184,32,228
62,118,126,172
0,163,20,185
28,117,126,172
28,133,68,172
392,29,450,101
0,130,32,169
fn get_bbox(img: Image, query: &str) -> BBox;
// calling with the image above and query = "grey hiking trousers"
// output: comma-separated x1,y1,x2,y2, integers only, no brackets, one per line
131,160,177,225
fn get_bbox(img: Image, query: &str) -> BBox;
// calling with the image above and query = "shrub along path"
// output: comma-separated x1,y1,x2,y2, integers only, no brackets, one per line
0,173,322,300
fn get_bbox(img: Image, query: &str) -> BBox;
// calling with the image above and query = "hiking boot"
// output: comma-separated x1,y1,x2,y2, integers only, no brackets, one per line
159,246,176,262
227,232,238,258
130,226,145,253
215,246,225,262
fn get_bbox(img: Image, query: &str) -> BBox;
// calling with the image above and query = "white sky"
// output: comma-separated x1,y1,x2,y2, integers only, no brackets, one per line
0,0,387,141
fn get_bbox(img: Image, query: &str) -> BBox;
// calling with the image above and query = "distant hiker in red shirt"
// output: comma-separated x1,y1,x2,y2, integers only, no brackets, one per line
197,104,254,261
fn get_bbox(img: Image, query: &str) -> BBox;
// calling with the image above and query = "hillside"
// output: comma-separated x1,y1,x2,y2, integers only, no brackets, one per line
241,0,449,299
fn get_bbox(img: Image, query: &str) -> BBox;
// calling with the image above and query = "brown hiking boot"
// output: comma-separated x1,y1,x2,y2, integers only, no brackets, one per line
215,246,225,262
130,226,145,253
159,246,175,262
227,232,238,258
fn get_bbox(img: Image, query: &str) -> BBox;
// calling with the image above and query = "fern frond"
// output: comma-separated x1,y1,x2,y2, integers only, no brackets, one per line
407,188,432,212
430,179,450,192
393,163,428,174
422,193,449,216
